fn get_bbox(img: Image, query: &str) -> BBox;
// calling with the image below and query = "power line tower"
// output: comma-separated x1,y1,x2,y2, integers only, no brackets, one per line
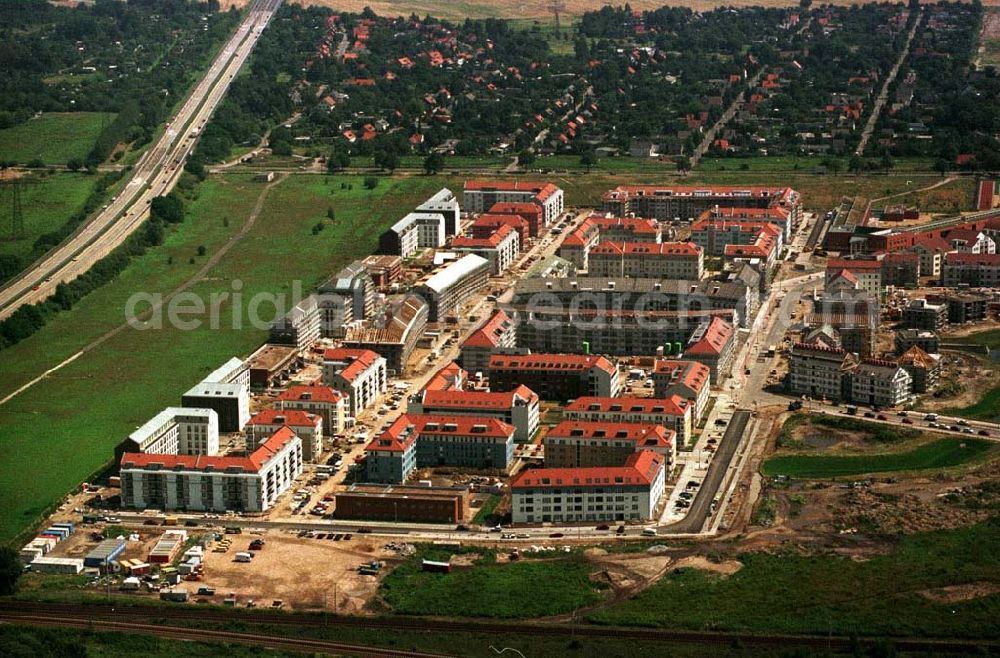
549,0,566,37
0,172,26,241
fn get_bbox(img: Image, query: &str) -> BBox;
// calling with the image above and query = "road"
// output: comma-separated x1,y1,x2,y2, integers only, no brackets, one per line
666,410,751,534
0,0,283,321
855,9,922,156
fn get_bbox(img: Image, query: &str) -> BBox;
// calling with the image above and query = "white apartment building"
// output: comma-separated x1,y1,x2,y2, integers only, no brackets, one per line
181,357,251,433
321,348,387,418
417,188,461,236
849,360,913,408
120,427,303,513
788,343,853,402
119,407,220,458
510,451,666,524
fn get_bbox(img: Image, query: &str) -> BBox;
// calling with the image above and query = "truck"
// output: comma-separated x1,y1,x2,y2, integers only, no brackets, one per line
846,405,858,416
767,345,777,357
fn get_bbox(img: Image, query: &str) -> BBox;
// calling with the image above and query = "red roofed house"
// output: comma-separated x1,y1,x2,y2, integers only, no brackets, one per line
459,309,517,373
588,241,704,280
588,214,662,243
489,353,621,400
277,385,347,437
825,258,882,296
120,427,303,513
464,181,564,227
563,395,694,446
408,384,539,442
452,223,520,275
942,252,1000,287
690,219,783,273
652,360,711,419
471,213,530,245
557,217,600,269
488,201,543,237
544,420,676,468
321,349,388,418
364,414,516,483
683,317,736,384
247,408,323,463
510,450,666,523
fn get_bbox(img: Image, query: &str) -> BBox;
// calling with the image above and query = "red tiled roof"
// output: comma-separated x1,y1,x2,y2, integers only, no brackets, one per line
462,309,514,349
277,385,343,405
121,427,298,473
564,395,690,417
590,241,701,256
684,317,734,357
547,420,674,446
511,450,664,489
826,258,882,271
488,202,541,217
465,180,560,201
653,360,710,390
421,362,467,393
323,349,381,384
452,224,516,249
420,385,538,410
587,215,659,234
945,252,1000,266
248,409,321,428
365,413,515,453
489,353,616,375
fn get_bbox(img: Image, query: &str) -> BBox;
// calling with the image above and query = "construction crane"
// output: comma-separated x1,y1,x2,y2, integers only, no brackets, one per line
549,0,566,38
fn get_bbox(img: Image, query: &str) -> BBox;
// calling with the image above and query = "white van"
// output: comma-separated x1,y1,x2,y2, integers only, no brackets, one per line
234,552,253,563
641,527,658,537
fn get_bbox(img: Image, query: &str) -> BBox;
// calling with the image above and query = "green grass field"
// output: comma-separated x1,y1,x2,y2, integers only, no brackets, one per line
0,173,450,544
0,113,114,165
947,386,1000,422
588,521,1000,638
761,437,994,479
0,173,96,260
380,547,603,618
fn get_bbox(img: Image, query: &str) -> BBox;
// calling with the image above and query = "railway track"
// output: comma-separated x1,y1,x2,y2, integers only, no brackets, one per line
0,601,995,654
0,610,450,658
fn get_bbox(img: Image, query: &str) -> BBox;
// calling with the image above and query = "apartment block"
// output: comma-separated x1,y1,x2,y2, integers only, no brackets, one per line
488,353,620,400
270,295,321,352
510,451,666,524
464,181,564,227
652,360,711,419
415,255,490,322
364,414,516,484
407,385,540,442
563,395,693,445
543,420,676,468
342,294,428,373
452,224,520,275
120,427,303,513
115,407,219,465
276,385,347,436
247,408,323,463
181,357,251,432
588,241,704,280
321,348,387,418
459,309,517,373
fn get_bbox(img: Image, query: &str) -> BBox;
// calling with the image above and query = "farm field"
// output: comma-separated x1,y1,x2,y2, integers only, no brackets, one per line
0,113,113,165
379,547,604,618
588,522,1000,638
0,173,95,261
0,172,443,544
762,437,994,479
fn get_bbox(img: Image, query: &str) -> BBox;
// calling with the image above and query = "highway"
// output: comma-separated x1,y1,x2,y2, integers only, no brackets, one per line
0,0,283,321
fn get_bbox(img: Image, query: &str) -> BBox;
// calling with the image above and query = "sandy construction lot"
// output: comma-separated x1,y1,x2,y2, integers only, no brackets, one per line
198,531,399,611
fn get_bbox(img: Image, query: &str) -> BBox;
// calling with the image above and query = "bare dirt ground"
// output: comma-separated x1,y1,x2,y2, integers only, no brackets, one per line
220,0,999,20
196,531,398,611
